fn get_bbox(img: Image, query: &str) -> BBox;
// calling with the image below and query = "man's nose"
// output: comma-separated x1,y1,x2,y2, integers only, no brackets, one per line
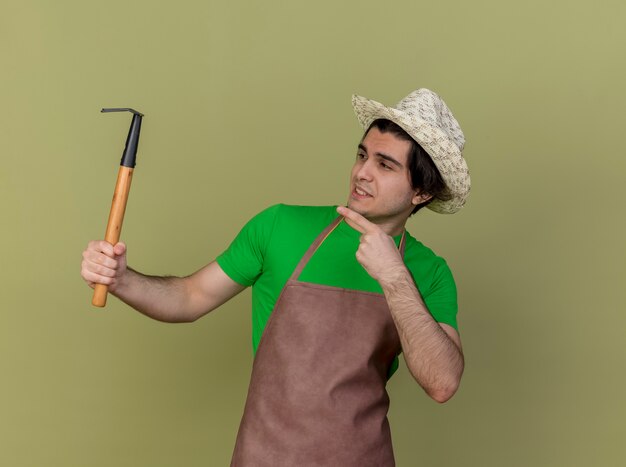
356,160,374,180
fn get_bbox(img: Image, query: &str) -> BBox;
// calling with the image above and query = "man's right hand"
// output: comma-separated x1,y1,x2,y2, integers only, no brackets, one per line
79,240,246,322
81,241,128,293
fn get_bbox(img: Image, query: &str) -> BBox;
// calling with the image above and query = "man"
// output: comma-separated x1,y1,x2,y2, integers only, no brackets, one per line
81,88,470,466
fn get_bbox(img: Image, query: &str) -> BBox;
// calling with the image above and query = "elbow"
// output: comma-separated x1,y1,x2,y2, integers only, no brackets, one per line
147,305,199,323
424,370,463,403
428,384,459,404
185,311,203,323
173,309,201,323
150,313,195,324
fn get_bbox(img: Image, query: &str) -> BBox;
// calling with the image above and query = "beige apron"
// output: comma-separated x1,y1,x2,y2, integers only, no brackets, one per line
231,216,405,467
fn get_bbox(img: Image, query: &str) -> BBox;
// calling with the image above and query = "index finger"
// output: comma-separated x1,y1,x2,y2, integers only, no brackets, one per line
336,206,378,234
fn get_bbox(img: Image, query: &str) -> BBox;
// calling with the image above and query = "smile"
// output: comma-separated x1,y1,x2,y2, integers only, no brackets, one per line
353,186,372,199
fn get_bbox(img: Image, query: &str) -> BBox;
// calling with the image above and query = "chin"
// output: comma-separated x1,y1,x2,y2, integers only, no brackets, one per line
346,200,365,214
347,203,372,220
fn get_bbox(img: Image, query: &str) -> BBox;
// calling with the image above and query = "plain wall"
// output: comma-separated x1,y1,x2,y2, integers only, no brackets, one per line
1,0,624,465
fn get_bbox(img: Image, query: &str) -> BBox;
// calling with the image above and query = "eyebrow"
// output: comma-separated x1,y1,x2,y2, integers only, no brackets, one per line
357,143,404,169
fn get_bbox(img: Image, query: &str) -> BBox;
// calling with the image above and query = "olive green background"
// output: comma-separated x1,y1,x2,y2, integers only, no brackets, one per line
1,0,624,466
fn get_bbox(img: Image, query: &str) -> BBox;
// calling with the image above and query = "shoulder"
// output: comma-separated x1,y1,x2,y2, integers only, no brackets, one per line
269,204,339,230
271,203,339,218
403,233,455,286
239,204,340,245
402,232,459,329
241,204,339,241
403,232,445,264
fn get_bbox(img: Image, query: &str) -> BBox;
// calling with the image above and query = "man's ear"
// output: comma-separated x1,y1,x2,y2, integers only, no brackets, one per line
412,190,433,206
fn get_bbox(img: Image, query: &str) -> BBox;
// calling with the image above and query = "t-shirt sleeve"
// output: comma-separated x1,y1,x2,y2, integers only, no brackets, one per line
215,204,281,287
423,259,459,331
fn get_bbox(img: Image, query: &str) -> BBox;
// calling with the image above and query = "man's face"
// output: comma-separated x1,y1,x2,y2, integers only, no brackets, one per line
347,127,430,229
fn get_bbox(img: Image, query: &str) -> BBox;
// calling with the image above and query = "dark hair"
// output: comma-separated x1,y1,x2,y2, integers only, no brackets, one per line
364,119,452,215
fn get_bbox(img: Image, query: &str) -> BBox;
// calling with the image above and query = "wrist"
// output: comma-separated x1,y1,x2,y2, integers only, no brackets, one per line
111,266,132,296
378,263,412,290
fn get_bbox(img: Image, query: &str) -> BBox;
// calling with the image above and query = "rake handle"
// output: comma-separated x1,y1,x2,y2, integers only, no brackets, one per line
92,166,134,307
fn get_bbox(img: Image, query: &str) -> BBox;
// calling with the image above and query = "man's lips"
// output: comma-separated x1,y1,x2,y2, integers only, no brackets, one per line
352,185,373,199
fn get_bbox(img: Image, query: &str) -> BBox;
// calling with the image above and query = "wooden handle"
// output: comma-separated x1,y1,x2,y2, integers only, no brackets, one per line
92,166,134,307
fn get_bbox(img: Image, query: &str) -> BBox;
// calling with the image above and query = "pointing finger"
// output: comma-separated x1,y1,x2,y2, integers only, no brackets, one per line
336,206,378,234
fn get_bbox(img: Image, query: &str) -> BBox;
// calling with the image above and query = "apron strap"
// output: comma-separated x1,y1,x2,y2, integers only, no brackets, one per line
290,216,343,281
290,215,408,282
399,229,406,258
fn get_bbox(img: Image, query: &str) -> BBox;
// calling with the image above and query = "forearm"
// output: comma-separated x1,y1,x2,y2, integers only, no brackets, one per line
380,268,464,403
112,267,195,323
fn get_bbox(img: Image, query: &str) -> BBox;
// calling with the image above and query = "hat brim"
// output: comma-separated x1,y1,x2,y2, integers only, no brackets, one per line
352,94,470,214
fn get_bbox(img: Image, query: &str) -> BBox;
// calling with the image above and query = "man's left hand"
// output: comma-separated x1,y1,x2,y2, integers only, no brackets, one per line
336,206,406,283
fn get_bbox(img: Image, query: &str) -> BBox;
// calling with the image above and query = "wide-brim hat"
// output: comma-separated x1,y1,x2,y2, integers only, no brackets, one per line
352,88,470,214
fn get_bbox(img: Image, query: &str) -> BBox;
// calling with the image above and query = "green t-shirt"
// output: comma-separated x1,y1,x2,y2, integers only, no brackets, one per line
216,204,458,378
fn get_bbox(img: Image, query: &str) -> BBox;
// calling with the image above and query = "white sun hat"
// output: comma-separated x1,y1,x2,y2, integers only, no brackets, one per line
352,88,470,214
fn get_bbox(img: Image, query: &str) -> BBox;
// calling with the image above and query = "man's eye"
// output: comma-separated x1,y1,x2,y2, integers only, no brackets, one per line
357,153,366,160
380,162,391,170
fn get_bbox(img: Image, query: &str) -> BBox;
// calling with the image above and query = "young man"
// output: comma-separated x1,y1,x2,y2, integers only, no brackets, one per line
81,88,470,466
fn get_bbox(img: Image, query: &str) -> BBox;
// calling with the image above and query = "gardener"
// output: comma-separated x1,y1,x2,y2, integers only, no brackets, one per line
81,88,470,466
